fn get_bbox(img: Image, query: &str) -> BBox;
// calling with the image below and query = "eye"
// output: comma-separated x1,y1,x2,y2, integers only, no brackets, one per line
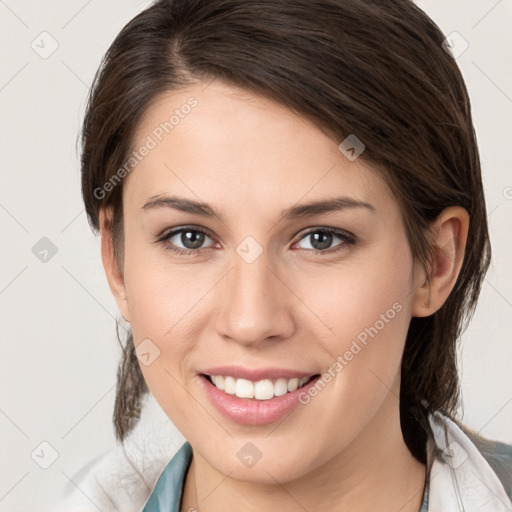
158,226,217,255
157,225,356,256
293,227,356,253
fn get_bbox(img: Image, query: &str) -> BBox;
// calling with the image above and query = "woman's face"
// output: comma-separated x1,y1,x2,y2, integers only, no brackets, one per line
113,79,424,482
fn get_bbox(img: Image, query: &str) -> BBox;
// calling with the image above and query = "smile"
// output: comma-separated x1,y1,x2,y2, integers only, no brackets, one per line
199,370,322,426
205,374,316,400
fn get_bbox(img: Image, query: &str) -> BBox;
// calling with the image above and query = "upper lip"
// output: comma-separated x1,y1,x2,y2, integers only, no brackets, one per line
200,365,319,382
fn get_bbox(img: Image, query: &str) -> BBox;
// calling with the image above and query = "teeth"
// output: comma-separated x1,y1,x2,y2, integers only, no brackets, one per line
287,378,299,392
211,375,225,391
208,375,312,400
274,378,289,397
224,376,236,395
236,378,254,398
254,379,274,400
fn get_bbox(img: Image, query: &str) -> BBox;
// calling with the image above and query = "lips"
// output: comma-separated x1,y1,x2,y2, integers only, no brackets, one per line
197,365,322,425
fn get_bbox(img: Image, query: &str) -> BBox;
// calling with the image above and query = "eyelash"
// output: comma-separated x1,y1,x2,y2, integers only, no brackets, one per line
157,225,356,257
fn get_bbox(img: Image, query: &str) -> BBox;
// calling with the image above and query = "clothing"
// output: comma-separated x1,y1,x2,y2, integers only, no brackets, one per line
53,394,188,512
142,442,192,512
140,441,427,512
142,410,512,512
426,412,512,511
52,393,512,512
141,441,428,511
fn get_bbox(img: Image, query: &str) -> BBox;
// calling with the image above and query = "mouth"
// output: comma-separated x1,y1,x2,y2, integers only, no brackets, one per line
201,373,320,400
199,370,322,425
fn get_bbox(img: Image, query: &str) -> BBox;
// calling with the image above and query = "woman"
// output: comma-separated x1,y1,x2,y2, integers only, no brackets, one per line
79,0,512,510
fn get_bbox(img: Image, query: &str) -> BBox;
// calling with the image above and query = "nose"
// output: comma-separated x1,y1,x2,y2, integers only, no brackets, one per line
214,247,296,347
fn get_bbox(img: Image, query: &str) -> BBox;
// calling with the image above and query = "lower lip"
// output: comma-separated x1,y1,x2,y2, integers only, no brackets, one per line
199,374,321,426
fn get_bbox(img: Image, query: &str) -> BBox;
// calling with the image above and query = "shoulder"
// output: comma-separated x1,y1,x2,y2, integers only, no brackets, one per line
51,394,187,512
429,410,512,505
458,421,512,500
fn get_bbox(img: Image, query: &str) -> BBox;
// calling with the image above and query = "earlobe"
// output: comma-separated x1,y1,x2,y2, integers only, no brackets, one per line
411,206,469,318
99,208,130,322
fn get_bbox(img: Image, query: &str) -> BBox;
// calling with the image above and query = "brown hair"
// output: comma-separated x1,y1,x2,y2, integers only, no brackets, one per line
81,0,491,462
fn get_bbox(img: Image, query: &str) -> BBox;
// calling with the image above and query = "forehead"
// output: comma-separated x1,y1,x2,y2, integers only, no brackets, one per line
125,80,396,220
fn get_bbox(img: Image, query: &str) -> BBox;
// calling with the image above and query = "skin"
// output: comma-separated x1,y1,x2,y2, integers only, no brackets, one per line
100,79,469,512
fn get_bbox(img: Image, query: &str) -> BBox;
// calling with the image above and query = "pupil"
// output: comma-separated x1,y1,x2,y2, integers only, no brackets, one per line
311,232,332,250
182,231,204,249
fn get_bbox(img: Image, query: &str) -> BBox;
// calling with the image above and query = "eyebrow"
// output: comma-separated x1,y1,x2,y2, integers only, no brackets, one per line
141,195,376,221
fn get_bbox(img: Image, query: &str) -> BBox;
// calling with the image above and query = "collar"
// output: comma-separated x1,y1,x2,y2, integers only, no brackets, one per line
142,411,511,512
426,410,512,511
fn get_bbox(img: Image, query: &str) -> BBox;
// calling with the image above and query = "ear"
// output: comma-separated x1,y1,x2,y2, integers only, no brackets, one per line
99,208,130,322
411,206,469,317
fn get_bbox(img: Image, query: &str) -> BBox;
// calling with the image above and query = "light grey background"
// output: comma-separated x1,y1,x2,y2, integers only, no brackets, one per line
0,1,511,510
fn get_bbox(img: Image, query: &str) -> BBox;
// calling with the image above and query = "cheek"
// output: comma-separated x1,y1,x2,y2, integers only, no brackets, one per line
307,238,412,337
303,238,414,387
289,244,413,451
122,228,201,337
122,253,208,421
120,238,225,401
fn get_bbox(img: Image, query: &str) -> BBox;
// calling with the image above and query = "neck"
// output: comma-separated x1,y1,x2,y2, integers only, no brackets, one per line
181,392,427,512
